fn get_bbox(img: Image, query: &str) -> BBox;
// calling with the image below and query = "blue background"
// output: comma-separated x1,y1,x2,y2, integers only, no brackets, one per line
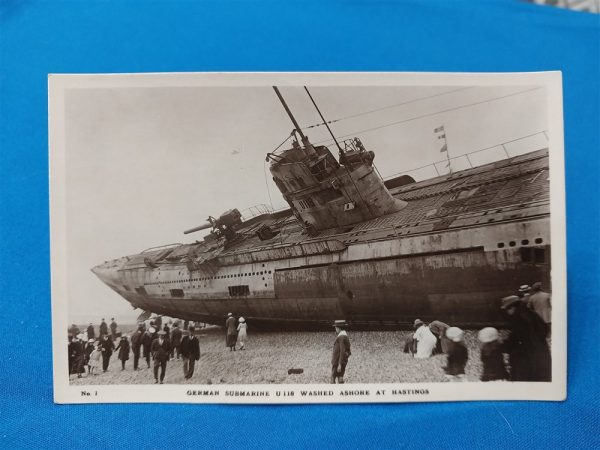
1,0,598,448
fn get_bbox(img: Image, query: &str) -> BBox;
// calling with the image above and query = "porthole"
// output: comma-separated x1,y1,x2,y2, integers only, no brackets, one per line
265,283,268,287
535,238,543,244
268,270,272,274
509,241,516,247
497,243,505,248
521,239,529,245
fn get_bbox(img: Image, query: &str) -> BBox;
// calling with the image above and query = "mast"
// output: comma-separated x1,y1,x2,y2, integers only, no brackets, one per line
272,86,316,156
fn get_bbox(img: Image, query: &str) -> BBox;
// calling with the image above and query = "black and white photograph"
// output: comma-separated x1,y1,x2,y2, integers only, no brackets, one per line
49,72,566,403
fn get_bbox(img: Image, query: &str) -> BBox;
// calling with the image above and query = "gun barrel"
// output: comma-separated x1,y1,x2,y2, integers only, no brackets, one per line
183,222,212,234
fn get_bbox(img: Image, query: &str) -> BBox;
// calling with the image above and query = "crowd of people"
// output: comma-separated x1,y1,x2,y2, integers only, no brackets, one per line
68,318,201,383
401,281,552,382
68,281,551,384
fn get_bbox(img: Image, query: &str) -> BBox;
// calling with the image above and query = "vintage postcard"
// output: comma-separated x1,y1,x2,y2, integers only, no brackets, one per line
50,72,566,403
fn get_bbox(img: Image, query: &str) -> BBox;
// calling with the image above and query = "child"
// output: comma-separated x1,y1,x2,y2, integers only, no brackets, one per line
88,342,101,375
115,336,130,370
478,327,509,381
237,317,248,350
443,327,468,381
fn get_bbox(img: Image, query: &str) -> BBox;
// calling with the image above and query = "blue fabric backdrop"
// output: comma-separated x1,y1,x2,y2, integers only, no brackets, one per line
0,0,598,448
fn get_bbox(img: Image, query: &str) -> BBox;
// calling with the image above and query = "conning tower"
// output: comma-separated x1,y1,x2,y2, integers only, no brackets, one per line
268,86,407,233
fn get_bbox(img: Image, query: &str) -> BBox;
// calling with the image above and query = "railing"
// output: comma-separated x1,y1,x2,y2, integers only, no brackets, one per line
240,204,274,221
383,131,548,182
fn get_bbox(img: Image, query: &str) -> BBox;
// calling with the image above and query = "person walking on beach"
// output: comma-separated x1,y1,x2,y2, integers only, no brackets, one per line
142,327,153,368
478,327,508,382
115,336,130,370
86,323,95,340
170,322,182,359
110,318,118,340
180,326,200,379
225,313,237,351
99,318,108,337
527,281,552,336
331,320,351,384
237,317,248,350
152,330,171,384
88,341,101,375
69,334,85,378
99,334,115,372
83,338,95,369
131,328,143,370
443,327,468,381
501,295,551,381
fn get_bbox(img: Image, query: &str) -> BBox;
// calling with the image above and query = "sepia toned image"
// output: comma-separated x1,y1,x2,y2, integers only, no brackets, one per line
49,72,566,403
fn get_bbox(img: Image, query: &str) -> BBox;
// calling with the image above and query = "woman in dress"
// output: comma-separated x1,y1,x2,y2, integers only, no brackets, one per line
115,335,130,370
237,317,248,350
88,341,101,375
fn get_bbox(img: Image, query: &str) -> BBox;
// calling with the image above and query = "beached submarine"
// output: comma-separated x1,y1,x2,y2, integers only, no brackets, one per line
92,87,551,329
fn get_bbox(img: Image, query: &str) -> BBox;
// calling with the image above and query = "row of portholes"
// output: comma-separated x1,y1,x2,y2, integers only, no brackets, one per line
146,270,273,286
497,237,544,249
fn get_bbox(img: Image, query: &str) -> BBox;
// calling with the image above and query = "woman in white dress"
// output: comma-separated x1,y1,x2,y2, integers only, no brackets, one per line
413,319,437,359
237,317,248,350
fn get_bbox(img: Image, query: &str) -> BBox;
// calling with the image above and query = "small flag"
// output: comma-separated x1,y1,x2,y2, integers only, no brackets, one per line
437,134,446,139
434,126,444,133
440,144,447,152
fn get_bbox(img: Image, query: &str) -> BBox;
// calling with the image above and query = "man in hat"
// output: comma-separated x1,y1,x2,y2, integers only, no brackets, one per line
225,313,237,351
99,318,108,337
131,328,143,370
517,284,531,303
501,295,551,381
142,327,154,368
170,322,183,359
180,326,201,379
331,320,351,384
527,282,552,335
151,330,171,384
86,323,95,340
99,333,115,373
109,318,118,341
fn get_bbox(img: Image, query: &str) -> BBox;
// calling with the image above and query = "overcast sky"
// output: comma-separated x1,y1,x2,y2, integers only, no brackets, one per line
64,84,547,325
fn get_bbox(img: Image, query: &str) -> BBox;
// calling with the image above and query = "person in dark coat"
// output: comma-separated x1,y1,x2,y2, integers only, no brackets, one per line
443,327,468,381
99,318,108,337
478,327,508,381
115,336,130,370
142,328,154,369
86,323,95,340
99,334,115,372
109,318,118,340
68,324,80,339
68,335,85,378
151,330,171,384
331,320,351,384
225,313,237,351
180,326,201,379
501,295,551,381
429,320,450,354
170,322,183,359
154,316,162,333
163,322,171,342
131,328,143,370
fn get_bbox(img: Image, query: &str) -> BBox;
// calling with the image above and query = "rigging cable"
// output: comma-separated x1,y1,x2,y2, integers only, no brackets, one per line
314,86,544,145
303,87,473,130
